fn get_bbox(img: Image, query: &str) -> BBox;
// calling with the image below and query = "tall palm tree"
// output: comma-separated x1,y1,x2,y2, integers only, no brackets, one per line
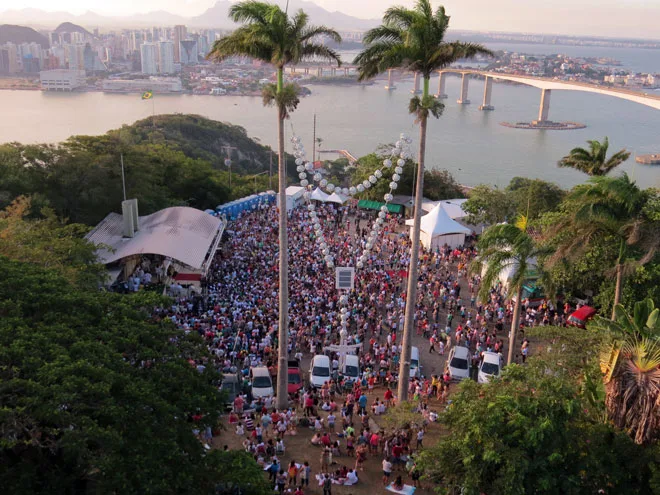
546,173,657,319
558,137,630,176
472,216,550,365
207,1,341,409
355,0,491,401
591,298,660,445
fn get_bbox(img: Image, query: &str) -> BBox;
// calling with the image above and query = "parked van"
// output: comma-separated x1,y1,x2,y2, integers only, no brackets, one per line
410,346,421,378
309,354,331,389
250,366,274,398
567,305,597,329
341,354,361,387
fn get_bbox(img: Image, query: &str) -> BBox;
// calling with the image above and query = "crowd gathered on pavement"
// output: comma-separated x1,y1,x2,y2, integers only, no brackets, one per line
151,201,575,492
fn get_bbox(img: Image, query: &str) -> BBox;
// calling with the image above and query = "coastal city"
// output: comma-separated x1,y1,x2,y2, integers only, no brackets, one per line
0,0,659,494
0,21,658,96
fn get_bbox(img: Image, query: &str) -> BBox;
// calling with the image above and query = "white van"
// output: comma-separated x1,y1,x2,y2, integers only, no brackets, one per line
309,354,331,389
341,354,360,387
447,346,470,381
250,366,274,398
409,346,421,378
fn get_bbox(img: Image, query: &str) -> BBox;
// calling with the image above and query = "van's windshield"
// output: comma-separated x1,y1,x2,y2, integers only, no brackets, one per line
344,365,359,377
313,366,330,377
252,376,272,388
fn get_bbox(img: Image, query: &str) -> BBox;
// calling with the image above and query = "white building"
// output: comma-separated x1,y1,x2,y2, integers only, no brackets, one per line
140,43,158,75
40,69,86,91
102,76,182,93
64,43,85,70
157,41,174,74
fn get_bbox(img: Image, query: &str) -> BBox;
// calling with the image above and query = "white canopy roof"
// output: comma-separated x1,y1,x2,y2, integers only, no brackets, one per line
86,206,223,269
406,203,471,235
311,187,331,201
326,192,347,204
422,198,468,219
284,185,305,198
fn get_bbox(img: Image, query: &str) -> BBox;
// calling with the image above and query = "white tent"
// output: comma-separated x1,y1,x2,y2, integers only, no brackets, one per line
406,203,471,249
277,185,305,211
422,198,468,219
326,192,347,204
311,187,331,202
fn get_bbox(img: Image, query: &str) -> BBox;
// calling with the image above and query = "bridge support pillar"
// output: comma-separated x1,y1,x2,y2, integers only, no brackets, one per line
304,67,309,75
411,72,422,94
534,88,552,123
317,67,322,77
344,67,349,76
385,68,396,90
479,76,494,110
435,71,447,98
331,67,336,76
457,73,470,104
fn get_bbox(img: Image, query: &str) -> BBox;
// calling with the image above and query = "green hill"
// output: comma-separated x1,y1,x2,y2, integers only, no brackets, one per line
115,114,295,176
0,24,50,48
54,22,93,37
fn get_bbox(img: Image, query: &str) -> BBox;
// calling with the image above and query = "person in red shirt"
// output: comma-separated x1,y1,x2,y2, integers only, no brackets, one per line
384,387,394,407
234,394,244,414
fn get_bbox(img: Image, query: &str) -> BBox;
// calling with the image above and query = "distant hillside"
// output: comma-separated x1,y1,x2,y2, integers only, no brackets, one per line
54,22,93,37
0,24,49,48
116,114,296,177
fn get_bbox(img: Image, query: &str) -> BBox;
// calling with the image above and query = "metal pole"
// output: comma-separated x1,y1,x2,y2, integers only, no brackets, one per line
312,113,316,163
120,153,127,201
269,150,273,190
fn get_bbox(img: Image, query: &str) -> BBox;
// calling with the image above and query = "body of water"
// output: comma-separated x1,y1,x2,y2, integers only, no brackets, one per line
1,71,658,189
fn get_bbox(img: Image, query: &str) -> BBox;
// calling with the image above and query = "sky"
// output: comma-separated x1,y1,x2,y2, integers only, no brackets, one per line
2,0,660,38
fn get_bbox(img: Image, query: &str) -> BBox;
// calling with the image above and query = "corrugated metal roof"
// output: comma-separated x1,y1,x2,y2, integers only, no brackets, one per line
86,206,222,269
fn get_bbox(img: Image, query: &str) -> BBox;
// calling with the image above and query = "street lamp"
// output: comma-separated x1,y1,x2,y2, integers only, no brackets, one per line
252,170,269,194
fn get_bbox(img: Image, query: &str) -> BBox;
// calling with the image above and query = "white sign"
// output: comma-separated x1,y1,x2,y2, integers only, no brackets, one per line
335,267,355,290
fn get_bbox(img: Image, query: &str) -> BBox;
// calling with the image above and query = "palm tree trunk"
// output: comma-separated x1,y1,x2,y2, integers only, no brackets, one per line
612,262,623,320
507,285,522,365
276,67,289,410
397,78,429,402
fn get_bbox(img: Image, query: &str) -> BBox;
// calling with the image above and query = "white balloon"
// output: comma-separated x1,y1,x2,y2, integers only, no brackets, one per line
305,162,314,171
369,175,377,184
301,179,309,187
295,158,304,166
357,185,365,193
383,159,392,168
390,182,398,190
395,166,403,174
374,170,383,179
349,187,357,195
392,173,401,182
327,183,335,191
320,179,328,187
397,159,406,167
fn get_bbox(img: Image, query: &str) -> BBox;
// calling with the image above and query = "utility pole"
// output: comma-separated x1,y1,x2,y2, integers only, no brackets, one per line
269,149,273,190
312,113,316,163
221,145,237,194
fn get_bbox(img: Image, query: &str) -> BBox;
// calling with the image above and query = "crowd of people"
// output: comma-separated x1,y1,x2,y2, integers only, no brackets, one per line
150,200,580,491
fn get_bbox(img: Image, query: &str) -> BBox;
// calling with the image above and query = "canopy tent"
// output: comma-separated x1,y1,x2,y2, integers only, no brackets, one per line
276,185,305,211
310,187,331,202
358,199,403,214
421,198,468,219
326,192,347,204
406,203,471,249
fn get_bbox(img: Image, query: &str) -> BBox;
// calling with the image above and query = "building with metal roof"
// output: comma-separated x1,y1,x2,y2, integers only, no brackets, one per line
86,205,225,276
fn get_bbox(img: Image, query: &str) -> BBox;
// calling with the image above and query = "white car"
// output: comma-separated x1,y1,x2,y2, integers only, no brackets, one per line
409,346,421,379
447,346,470,381
309,354,331,389
250,366,274,398
478,351,503,383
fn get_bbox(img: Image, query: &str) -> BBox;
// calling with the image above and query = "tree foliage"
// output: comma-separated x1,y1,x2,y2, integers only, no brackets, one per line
0,115,280,225
0,257,268,494
418,337,657,494
558,137,630,176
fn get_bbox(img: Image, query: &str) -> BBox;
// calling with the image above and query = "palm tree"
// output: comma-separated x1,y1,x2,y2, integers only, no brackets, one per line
472,216,550,365
546,173,657,319
591,298,660,445
355,0,491,401
207,1,341,409
558,137,630,176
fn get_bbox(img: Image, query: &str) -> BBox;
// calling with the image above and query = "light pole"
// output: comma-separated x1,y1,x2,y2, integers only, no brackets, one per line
252,171,269,194
221,145,237,194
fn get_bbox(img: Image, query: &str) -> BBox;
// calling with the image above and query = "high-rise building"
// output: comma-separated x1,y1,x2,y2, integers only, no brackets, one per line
140,42,158,74
173,25,187,63
179,39,198,65
64,44,85,70
157,41,174,74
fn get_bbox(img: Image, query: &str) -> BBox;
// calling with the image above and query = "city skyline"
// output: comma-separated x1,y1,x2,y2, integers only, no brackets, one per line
2,0,660,39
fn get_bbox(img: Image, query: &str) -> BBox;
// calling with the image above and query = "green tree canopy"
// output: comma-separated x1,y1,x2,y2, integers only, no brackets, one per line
418,336,656,494
558,137,630,176
0,257,268,494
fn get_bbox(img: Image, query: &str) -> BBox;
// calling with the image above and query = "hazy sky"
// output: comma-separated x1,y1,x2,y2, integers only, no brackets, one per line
3,0,660,38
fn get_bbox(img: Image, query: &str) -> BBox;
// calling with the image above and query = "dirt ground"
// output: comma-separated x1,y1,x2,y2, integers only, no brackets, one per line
213,386,445,495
